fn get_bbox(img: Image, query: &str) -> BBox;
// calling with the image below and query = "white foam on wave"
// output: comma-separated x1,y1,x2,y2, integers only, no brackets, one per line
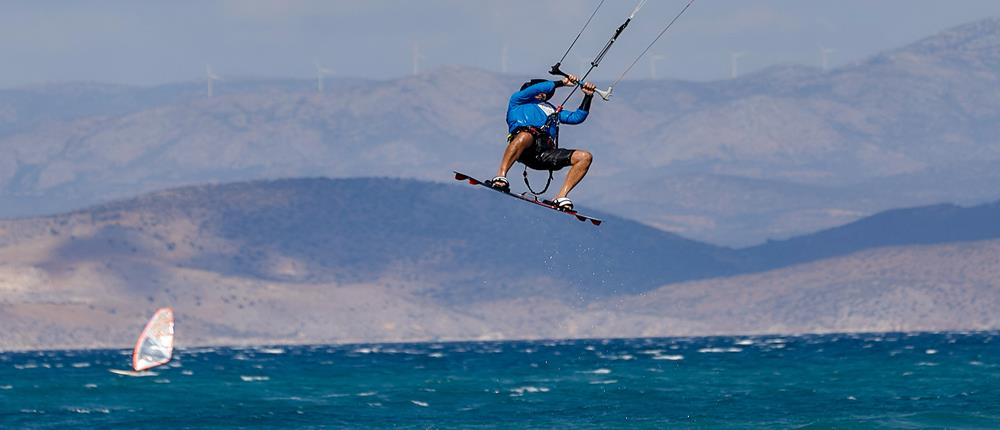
153,378,170,384
353,347,377,354
915,362,938,367
258,348,285,354
735,339,754,346
357,391,377,397
181,370,194,376
698,347,742,353
509,386,550,396
640,349,664,356
585,346,596,351
653,354,684,361
240,375,270,382
428,352,445,358
600,354,634,361
84,384,98,389
589,380,618,385
588,368,612,374
411,400,429,407
71,362,90,368
1,384,12,390
69,407,110,414
925,349,938,355
14,363,38,370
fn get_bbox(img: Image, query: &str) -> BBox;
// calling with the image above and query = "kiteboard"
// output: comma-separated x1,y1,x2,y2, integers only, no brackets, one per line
109,307,175,377
453,171,603,226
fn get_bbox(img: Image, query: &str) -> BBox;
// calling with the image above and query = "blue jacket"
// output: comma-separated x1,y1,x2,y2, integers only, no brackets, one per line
506,81,589,138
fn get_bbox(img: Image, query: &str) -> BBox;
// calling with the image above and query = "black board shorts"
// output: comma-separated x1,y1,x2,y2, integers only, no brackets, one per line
512,130,575,171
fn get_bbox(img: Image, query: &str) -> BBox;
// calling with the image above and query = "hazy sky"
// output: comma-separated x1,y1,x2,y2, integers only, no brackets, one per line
2,0,999,88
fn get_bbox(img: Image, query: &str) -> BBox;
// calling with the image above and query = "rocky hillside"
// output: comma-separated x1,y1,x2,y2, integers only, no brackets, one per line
1,178,998,350
621,239,1000,335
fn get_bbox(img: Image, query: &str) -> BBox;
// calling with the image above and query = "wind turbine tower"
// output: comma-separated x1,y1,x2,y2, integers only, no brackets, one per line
649,54,665,79
206,65,221,97
315,61,333,93
501,43,509,73
821,48,836,71
574,54,590,76
730,51,747,79
412,42,424,75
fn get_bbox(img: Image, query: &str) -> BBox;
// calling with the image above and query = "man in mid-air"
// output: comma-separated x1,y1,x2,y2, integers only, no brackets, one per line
489,74,597,211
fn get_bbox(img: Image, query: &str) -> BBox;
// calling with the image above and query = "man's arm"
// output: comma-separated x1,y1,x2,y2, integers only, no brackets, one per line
559,82,596,124
508,75,579,107
509,81,558,106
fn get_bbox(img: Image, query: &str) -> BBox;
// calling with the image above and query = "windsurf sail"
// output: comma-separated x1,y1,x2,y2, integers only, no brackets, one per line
132,307,174,372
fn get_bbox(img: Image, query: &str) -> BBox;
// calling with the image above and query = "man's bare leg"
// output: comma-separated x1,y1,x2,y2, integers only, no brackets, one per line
495,132,534,178
555,150,592,199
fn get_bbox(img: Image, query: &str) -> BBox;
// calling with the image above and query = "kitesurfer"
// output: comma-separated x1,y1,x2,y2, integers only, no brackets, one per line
490,74,597,211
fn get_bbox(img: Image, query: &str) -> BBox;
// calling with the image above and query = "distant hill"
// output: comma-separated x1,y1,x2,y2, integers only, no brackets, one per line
3,18,1000,244
744,200,1000,269
619,239,1000,336
1,178,999,350
0,178,741,302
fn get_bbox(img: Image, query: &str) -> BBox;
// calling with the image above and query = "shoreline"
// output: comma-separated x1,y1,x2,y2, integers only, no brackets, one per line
3,327,996,354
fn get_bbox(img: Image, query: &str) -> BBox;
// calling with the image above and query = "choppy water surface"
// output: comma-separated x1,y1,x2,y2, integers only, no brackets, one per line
2,332,998,429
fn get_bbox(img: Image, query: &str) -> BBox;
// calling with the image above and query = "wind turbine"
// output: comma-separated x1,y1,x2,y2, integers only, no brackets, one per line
206,64,221,97
315,61,333,93
730,51,747,79
412,42,425,75
649,54,665,79
501,43,509,73
574,54,591,76
820,47,836,71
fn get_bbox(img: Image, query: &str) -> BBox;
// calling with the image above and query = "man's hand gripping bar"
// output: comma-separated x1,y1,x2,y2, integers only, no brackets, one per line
549,63,612,101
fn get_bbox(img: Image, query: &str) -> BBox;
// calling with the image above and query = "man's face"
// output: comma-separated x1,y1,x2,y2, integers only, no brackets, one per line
534,92,550,102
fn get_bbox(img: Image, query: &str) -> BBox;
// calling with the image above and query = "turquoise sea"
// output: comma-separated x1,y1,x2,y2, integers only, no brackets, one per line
2,332,998,429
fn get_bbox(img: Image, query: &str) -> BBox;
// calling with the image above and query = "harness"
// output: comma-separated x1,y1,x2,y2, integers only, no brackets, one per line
510,112,560,196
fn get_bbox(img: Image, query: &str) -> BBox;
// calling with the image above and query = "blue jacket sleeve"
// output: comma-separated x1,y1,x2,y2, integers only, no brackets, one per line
559,108,588,125
509,81,557,108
